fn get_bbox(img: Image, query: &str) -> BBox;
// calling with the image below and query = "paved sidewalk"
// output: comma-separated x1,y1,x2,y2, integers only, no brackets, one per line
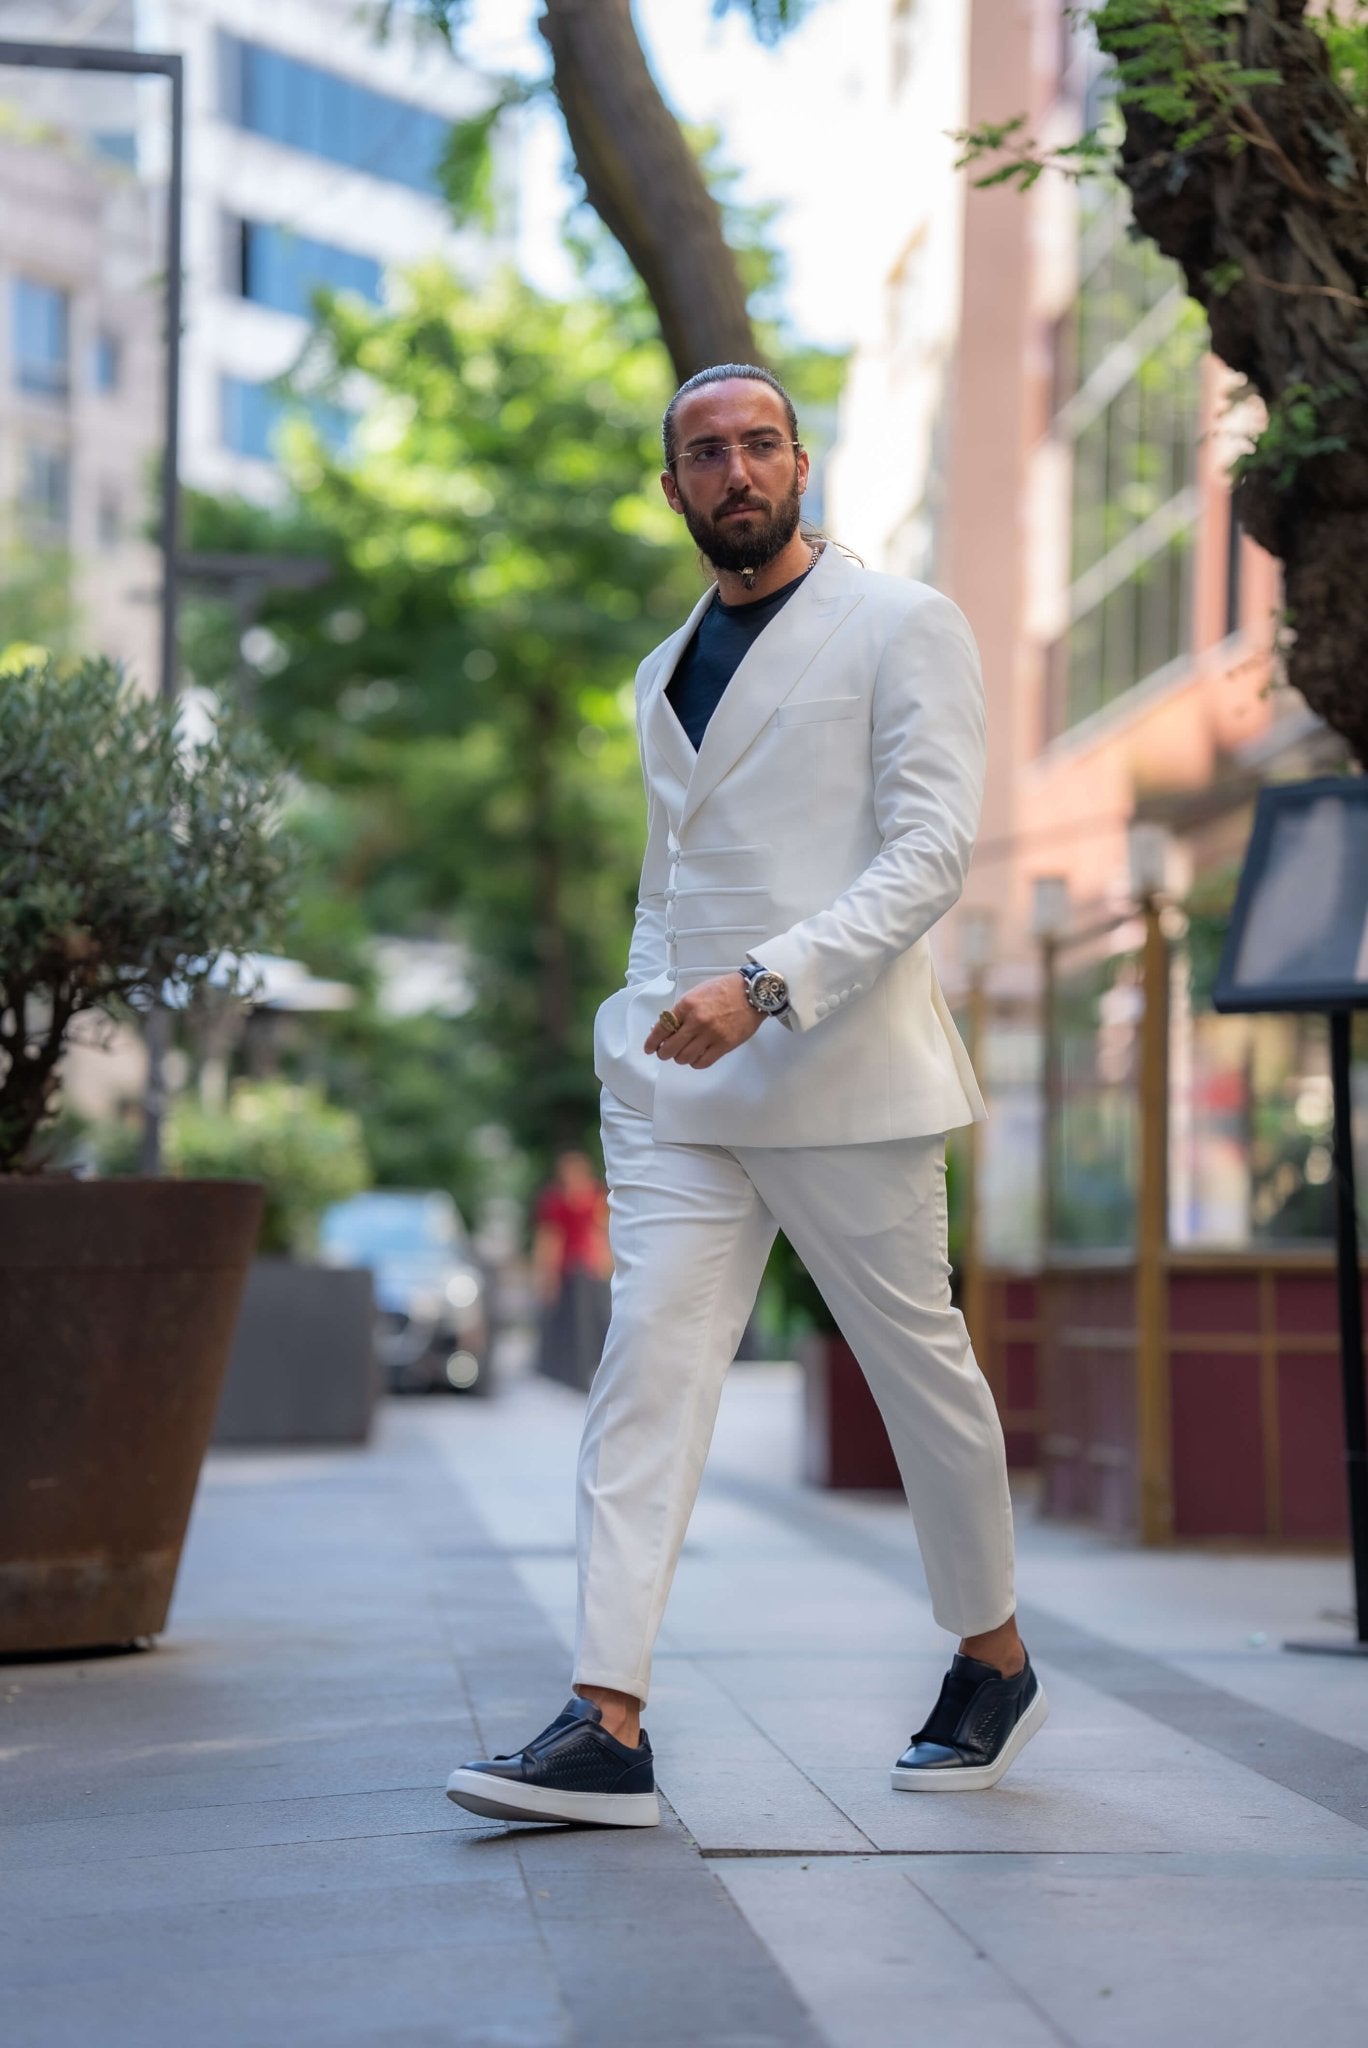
3,1362,1366,2048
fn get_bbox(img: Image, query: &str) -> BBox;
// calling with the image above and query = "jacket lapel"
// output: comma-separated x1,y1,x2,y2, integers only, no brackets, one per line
641,583,715,794
679,546,866,831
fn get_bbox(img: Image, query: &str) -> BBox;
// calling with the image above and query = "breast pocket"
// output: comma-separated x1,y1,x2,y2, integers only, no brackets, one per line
774,697,863,728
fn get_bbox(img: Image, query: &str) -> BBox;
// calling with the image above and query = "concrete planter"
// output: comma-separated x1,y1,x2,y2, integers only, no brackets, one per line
0,1176,264,1655
213,1257,377,1447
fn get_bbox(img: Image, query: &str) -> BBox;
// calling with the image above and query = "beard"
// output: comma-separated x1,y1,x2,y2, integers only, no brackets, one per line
681,470,803,575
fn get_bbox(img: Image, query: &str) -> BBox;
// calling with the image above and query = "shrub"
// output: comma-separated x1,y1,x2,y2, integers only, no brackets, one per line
96,1081,371,1255
0,657,291,1171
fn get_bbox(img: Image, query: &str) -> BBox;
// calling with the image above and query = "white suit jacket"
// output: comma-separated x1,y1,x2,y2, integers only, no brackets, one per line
593,543,988,1148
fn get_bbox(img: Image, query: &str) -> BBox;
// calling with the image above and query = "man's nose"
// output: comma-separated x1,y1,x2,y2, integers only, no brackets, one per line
722,444,751,487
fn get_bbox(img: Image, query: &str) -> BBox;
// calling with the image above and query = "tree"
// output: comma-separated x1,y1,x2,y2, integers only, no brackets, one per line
403,0,811,379
955,1,1368,767
187,261,701,1165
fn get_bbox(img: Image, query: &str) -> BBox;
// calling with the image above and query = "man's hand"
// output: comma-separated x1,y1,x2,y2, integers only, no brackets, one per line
643,973,765,1069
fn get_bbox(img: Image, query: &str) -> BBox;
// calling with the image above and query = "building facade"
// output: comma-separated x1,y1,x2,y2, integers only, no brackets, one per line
0,123,161,685
3,0,489,505
826,0,1345,1265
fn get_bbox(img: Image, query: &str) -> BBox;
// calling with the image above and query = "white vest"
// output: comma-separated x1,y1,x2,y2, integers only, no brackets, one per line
593,544,987,1148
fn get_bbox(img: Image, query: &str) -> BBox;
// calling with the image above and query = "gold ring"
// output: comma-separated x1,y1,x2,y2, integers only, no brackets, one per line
658,1008,682,1035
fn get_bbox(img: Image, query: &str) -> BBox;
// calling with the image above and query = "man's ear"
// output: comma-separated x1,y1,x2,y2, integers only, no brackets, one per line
661,470,683,514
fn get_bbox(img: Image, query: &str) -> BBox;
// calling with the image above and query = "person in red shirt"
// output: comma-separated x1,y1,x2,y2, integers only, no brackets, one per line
533,1149,612,1391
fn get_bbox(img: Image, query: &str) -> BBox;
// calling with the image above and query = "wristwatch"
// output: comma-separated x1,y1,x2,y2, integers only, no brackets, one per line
739,963,790,1016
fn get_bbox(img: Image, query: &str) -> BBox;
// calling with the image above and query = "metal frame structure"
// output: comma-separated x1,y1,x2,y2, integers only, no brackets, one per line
1213,778,1368,1652
0,38,184,1170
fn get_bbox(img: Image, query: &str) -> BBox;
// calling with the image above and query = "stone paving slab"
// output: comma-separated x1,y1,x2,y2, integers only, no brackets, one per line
5,1362,1368,2047
0,1398,823,2048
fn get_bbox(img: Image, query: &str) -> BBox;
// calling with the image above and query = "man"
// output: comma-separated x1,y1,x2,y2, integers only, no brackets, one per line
446,365,1047,1830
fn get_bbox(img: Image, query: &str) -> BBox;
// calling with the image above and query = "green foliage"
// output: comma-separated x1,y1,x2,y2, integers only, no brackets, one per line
0,657,293,1172
1321,2,1368,108
0,536,77,663
302,1002,502,1217
96,1081,370,1255
1230,379,1354,489
437,86,532,229
187,260,698,1166
714,0,814,42
1092,0,1281,151
1180,861,1238,1013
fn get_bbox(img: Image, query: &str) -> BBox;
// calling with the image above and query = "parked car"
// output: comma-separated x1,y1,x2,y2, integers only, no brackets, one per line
319,1190,489,1394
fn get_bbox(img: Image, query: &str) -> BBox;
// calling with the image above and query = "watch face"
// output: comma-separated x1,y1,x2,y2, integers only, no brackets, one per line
749,971,788,1013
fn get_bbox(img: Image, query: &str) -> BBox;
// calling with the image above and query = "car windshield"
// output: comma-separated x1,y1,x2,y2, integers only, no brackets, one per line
320,1192,465,1261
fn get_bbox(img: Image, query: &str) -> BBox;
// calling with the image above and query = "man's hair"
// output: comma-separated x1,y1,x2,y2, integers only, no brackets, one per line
662,363,799,468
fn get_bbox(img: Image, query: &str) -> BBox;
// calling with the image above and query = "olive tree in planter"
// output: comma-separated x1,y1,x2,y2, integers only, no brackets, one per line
0,657,291,1654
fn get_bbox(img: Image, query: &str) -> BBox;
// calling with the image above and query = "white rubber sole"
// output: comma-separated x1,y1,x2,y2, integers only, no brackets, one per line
445,1768,661,1828
890,1683,1050,1793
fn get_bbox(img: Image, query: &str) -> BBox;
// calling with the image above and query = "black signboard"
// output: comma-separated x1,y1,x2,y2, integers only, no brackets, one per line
1214,778,1368,1653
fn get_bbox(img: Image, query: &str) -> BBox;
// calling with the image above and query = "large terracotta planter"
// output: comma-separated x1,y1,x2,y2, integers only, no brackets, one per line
0,1177,264,1655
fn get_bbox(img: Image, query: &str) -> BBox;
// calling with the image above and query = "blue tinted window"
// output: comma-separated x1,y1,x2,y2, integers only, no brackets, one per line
92,131,137,167
13,279,70,398
218,31,448,194
239,220,381,318
221,375,353,460
92,331,121,392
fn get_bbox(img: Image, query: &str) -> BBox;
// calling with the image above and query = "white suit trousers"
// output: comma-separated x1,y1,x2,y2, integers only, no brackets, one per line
575,1088,1017,1704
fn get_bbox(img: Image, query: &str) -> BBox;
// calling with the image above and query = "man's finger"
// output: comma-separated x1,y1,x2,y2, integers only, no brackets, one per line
663,1024,709,1063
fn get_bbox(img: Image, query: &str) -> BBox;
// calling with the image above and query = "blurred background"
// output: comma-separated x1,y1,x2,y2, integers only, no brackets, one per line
3,0,1364,1542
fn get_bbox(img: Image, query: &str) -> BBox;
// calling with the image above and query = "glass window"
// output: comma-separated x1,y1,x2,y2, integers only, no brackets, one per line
1052,237,1205,742
92,131,137,168
92,331,121,393
1050,950,1141,1253
237,220,382,319
221,375,353,460
12,279,70,399
20,446,70,532
219,32,448,195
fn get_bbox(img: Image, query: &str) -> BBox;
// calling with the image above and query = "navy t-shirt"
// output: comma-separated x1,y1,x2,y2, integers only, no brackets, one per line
666,565,814,751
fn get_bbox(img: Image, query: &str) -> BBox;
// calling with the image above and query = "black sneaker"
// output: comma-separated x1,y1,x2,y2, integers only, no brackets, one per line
446,1696,660,1827
891,1652,1048,1792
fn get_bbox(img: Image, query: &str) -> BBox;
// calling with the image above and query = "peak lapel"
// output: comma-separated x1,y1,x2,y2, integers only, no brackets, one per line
641,583,716,795
679,548,865,832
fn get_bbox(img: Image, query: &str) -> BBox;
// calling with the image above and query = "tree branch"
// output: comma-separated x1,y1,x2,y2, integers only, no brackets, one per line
538,0,760,380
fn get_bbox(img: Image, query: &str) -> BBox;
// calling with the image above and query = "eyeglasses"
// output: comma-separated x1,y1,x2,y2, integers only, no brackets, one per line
671,434,801,474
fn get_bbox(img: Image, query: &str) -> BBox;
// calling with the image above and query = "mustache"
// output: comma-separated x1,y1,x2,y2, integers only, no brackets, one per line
716,496,770,518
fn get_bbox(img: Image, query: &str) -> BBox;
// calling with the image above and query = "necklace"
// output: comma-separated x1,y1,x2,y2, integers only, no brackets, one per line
738,541,821,592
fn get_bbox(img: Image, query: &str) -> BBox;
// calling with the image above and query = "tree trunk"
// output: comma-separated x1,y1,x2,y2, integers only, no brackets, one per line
538,0,761,381
1100,0,1368,764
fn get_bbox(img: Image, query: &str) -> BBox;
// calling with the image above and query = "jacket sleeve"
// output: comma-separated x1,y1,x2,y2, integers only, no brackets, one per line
750,592,985,1033
624,670,670,989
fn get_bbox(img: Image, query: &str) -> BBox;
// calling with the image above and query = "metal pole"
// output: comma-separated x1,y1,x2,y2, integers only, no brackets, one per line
1136,895,1173,1545
1040,935,1059,1258
1328,1010,1368,1639
0,41,185,1173
1288,1012,1368,1654
158,54,184,705
141,53,185,1173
